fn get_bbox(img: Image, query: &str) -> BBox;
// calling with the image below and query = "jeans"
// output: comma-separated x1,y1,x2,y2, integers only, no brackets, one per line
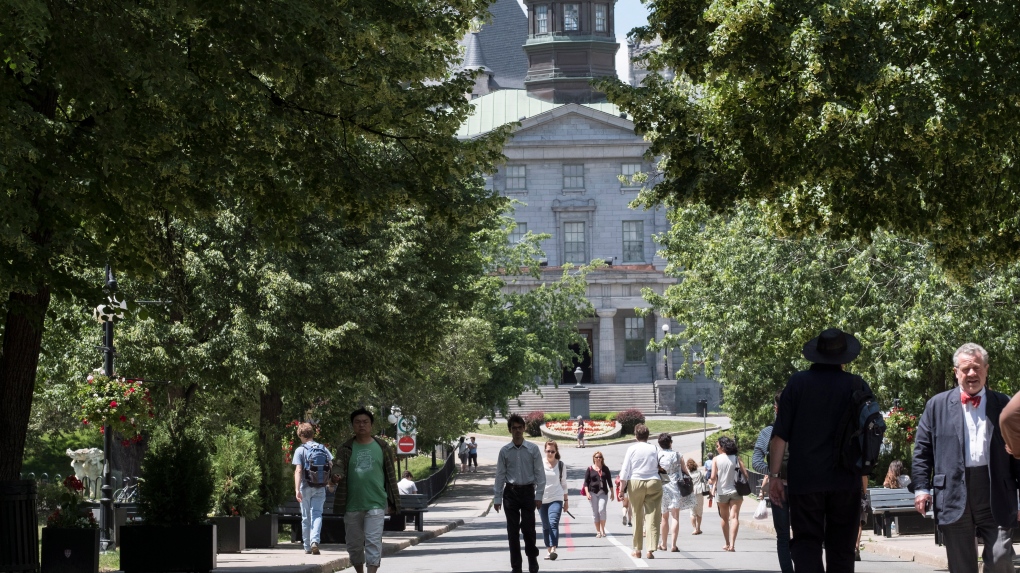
789,488,860,573
299,484,327,550
344,509,386,567
539,501,563,548
503,485,539,573
772,484,794,573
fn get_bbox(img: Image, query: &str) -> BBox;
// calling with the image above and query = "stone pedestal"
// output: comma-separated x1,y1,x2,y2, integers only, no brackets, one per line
568,386,590,420
653,380,677,414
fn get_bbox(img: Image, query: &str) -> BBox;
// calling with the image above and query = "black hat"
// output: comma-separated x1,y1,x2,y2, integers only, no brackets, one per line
802,328,861,364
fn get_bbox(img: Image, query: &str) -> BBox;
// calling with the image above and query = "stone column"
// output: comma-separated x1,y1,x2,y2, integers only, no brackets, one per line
597,309,617,384
656,314,671,379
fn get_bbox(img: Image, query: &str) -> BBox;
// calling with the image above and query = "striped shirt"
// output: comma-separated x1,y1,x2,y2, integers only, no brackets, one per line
752,425,772,475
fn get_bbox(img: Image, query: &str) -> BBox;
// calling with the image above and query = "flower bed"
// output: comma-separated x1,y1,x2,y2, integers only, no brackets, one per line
541,420,621,441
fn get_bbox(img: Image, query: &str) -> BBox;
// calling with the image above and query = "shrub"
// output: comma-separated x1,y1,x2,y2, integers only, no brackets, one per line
138,403,214,525
524,411,545,437
544,412,571,422
256,423,287,515
616,409,645,435
591,412,617,421
212,426,263,519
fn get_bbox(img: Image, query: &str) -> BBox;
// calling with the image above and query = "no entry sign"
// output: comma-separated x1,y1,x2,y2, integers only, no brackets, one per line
397,435,416,454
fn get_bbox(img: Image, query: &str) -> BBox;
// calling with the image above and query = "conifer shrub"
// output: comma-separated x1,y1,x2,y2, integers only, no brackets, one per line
212,426,262,519
137,403,214,525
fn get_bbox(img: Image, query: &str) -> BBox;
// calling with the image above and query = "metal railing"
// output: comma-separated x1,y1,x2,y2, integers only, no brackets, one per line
413,448,456,504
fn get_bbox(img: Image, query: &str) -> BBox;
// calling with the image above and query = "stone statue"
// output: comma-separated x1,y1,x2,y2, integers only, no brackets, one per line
67,447,104,499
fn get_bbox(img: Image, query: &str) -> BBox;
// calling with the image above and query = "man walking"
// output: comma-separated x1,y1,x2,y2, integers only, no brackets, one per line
753,391,792,573
293,422,333,555
769,328,873,573
493,413,546,573
332,408,401,573
912,343,1020,573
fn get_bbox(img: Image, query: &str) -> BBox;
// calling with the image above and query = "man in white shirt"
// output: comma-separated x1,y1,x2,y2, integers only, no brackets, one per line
913,343,1020,573
397,471,417,495
493,413,546,573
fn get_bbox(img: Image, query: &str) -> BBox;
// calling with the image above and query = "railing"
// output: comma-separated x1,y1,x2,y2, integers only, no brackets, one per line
20,473,139,503
413,448,456,504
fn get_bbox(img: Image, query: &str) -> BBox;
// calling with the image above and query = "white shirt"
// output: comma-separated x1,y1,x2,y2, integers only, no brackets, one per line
963,387,991,468
398,478,417,495
619,442,660,481
493,440,546,504
542,460,569,504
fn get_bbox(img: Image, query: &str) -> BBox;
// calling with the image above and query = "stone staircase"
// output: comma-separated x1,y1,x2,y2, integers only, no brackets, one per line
508,384,661,415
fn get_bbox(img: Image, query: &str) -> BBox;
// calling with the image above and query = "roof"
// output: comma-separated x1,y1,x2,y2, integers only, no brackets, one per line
457,0,530,90
457,90,623,138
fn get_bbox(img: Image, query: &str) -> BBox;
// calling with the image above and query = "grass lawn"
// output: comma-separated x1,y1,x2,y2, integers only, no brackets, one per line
396,451,449,481
100,549,119,572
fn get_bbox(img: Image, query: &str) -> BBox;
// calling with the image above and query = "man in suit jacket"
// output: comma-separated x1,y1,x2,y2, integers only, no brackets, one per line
912,343,1020,573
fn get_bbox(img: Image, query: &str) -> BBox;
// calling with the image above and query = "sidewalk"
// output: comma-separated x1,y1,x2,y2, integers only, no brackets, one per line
204,465,495,573
738,496,975,570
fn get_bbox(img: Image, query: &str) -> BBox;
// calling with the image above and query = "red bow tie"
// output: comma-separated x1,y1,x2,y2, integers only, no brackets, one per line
961,392,981,407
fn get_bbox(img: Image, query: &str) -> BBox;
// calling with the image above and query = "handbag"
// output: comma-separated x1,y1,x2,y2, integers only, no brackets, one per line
753,497,769,519
734,465,752,496
675,474,694,497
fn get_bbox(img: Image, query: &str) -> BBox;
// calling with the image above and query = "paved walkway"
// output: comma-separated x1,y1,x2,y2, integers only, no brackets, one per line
169,432,999,572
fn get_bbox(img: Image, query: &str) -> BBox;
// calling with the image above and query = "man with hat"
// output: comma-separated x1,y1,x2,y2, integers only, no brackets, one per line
911,343,1020,573
768,328,872,573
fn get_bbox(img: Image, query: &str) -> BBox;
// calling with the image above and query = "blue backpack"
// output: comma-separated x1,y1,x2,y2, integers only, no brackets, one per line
301,443,332,488
835,377,886,476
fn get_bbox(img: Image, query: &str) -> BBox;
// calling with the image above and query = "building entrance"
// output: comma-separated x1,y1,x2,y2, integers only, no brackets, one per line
562,329,593,384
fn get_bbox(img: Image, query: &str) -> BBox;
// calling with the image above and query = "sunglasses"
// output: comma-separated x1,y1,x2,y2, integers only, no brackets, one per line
545,449,556,453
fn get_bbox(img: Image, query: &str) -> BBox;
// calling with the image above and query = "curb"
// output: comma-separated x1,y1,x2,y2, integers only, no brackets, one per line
562,425,721,448
307,519,468,573
739,517,949,570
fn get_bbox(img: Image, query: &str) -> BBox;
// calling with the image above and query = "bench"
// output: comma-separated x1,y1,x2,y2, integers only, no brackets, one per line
275,492,430,543
867,488,935,538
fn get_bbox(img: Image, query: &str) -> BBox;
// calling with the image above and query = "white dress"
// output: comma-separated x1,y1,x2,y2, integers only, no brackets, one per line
658,450,696,511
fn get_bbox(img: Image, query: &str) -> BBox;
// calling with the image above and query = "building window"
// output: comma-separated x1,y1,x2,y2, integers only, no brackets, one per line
563,164,584,189
595,5,607,32
563,222,586,264
509,222,528,245
536,5,548,34
625,317,646,362
564,3,579,31
506,165,526,190
623,221,644,262
622,163,642,186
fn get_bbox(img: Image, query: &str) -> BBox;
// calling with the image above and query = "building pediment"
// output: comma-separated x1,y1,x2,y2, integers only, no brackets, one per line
511,103,638,140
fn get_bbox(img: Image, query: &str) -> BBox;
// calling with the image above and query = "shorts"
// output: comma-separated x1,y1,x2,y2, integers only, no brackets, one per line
716,492,743,504
459,454,467,463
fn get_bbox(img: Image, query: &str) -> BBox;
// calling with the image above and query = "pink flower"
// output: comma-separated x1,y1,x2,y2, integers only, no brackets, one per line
109,400,118,408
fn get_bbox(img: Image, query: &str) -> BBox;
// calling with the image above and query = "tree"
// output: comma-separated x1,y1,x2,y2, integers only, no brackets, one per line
602,0,1020,277
0,0,503,480
646,203,1020,436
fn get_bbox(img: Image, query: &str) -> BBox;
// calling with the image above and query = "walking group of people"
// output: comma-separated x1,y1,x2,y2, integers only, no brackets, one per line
762,329,1020,573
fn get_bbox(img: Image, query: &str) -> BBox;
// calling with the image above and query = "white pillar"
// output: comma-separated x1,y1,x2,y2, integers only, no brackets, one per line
597,309,617,384
656,314,671,380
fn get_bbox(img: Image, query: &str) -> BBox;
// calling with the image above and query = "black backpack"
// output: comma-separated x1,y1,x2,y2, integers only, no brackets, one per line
834,377,886,476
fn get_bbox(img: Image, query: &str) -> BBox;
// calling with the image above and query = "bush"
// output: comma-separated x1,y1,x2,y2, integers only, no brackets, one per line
617,409,645,435
524,411,545,437
591,412,617,421
138,403,214,525
543,412,616,422
256,424,287,515
212,426,263,519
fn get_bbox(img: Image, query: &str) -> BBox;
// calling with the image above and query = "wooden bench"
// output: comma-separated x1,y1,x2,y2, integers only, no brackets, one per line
867,488,934,538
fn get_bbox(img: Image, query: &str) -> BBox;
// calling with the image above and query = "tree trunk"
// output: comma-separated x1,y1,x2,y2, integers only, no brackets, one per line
0,287,52,481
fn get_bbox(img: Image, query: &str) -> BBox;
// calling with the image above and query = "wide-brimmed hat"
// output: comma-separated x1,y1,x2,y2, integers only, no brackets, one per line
802,328,861,364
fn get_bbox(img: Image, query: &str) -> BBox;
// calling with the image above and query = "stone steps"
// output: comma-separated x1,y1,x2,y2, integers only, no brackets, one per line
509,384,661,415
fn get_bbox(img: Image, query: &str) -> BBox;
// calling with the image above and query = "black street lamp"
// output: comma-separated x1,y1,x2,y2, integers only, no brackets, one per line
98,265,117,551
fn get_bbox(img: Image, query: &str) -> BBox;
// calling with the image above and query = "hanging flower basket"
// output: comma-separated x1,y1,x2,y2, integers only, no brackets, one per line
77,373,154,441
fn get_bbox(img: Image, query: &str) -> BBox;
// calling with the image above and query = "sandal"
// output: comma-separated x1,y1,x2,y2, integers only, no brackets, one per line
646,551,655,559
631,550,641,558
670,547,679,552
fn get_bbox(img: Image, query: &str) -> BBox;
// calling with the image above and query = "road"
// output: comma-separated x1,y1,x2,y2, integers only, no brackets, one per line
380,428,943,573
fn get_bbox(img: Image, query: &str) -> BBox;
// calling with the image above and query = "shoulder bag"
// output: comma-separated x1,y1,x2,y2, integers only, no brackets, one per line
734,461,752,496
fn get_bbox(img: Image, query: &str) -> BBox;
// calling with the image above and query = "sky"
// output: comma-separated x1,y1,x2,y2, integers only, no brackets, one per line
515,0,651,84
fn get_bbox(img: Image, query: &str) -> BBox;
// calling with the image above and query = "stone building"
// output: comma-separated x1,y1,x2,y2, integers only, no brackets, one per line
457,0,720,412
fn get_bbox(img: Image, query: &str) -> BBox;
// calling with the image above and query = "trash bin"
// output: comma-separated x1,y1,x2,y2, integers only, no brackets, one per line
1,480,40,573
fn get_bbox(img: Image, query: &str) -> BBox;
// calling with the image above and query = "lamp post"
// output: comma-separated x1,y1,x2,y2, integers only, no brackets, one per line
98,265,117,551
661,323,670,379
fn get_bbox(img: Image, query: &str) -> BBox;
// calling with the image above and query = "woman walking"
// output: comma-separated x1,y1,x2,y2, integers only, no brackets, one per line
619,424,663,559
686,458,706,535
583,451,614,537
540,441,569,561
656,433,692,551
708,436,750,552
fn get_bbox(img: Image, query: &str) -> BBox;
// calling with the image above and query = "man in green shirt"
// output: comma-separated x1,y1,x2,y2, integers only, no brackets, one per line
331,408,401,573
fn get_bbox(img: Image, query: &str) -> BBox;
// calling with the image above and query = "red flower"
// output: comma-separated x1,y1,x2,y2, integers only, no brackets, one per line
120,415,127,422
63,475,84,492
121,440,130,446
99,427,105,434
82,419,88,425
109,400,118,408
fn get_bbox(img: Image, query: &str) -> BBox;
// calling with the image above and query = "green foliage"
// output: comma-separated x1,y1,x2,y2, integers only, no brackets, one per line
212,426,262,520
616,409,645,435
256,423,287,515
542,412,617,422
602,0,1020,276
644,203,1020,436
21,429,101,478
75,374,153,440
524,412,545,437
138,404,213,526
705,428,759,458
45,475,98,529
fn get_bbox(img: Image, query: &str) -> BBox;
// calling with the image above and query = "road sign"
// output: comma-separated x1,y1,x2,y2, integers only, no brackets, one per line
397,416,417,435
397,435,416,454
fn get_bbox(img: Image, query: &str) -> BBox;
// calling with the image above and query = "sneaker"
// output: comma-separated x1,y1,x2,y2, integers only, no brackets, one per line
622,515,628,525
311,543,320,555
304,549,312,554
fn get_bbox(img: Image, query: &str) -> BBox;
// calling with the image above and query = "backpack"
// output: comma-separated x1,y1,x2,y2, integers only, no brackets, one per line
301,442,332,488
834,377,886,476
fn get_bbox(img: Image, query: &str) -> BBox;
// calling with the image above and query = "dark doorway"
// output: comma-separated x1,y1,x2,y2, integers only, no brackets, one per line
562,329,593,385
